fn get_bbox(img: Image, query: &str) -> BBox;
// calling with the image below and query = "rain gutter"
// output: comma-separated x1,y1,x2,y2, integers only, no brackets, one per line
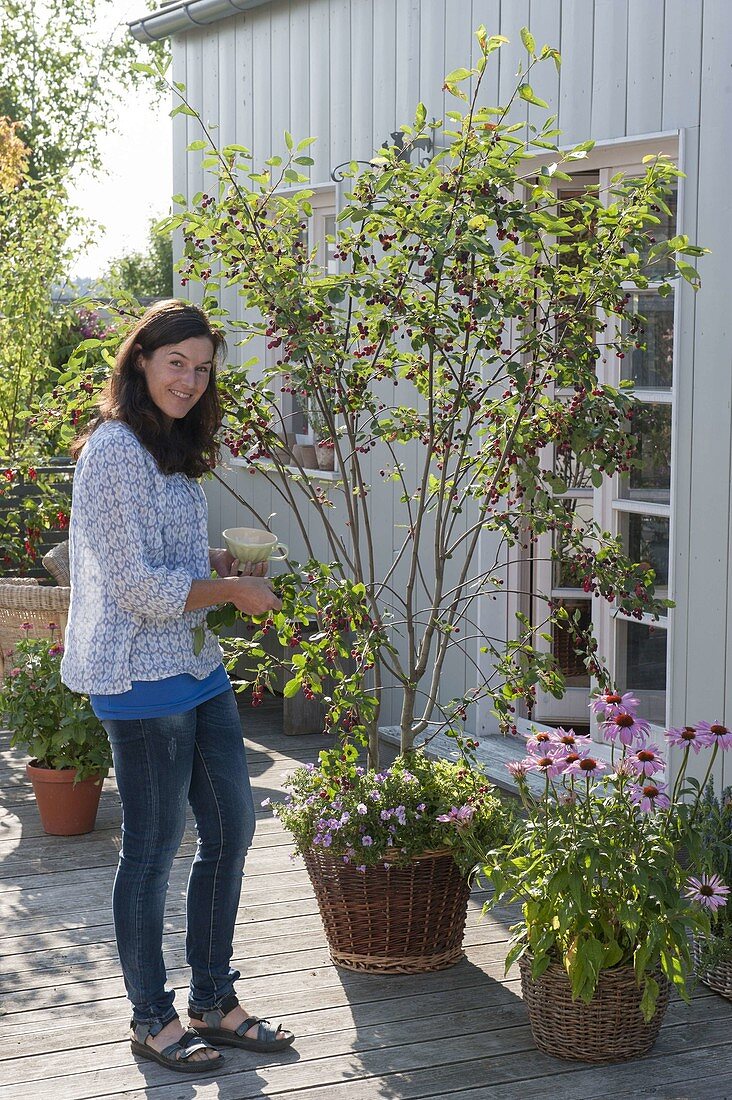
128,0,271,42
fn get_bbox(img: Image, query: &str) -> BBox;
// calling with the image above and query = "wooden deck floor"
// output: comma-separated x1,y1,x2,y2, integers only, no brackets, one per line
2,704,732,1099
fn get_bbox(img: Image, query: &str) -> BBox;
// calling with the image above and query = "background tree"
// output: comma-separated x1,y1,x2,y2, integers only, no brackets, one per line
103,219,174,300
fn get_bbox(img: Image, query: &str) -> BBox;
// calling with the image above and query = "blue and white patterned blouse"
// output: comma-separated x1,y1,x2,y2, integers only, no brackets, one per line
61,420,223,695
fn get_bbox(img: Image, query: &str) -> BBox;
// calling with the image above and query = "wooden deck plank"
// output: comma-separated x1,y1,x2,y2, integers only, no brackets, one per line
2,715,732,1099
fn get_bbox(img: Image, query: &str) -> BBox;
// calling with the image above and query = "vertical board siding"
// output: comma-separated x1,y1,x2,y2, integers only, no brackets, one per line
329,0,352,171
558,0,594,144
471,0,501,111
419,0,445,122
270,0,292,166
289,0,311,164
372,0,397,149
527,0,561,134
498,0,530,128
443,0,473,120
309,0,330,181
591,0,628,140
626,0,665,136
171,44,188,297
350,0,374,160
252,5,272,169
395,0,421,126
687,0,732,783
663,0,703,130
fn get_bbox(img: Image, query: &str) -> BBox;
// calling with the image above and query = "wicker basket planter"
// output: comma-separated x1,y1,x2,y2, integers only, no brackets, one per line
0,579,70,678
519,956,670,1063
692,933,732,998
303,846,470,973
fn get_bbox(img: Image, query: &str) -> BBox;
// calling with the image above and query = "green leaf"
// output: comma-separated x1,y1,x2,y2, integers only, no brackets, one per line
520,27,536,54
518,84,548,108
285,130,294,150
283,679,301,699
444,67,473,84
192,626,206,657
187,140,208,151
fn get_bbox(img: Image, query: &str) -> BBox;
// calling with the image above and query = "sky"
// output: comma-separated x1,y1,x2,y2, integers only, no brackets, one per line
66,8,173,280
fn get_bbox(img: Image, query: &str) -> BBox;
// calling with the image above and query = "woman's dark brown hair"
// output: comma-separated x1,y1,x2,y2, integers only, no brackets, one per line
70,299,226,478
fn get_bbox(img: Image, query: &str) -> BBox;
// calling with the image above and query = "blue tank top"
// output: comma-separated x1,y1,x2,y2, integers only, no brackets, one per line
90,663,230,720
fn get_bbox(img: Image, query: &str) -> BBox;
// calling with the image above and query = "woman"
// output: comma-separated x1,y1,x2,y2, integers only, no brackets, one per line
61,299,294,1074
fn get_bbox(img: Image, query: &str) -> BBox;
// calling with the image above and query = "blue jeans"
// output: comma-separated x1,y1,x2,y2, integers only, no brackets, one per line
102,688,256,1031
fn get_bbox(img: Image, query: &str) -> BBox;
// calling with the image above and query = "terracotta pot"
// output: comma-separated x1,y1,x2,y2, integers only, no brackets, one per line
315,443,335,471
26,761,105,835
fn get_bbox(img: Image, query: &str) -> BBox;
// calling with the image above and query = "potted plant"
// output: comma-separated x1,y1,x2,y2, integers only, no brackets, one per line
59,29,704,966
689,777,732,998
480,698,731,1063
0,628,112,834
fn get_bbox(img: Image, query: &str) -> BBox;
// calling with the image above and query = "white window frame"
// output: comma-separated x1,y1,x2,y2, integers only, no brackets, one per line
501,133,681,742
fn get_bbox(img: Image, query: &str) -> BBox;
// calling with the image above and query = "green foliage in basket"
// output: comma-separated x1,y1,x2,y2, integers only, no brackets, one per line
0,634,111,781
692,784,732,971
267,749,515,877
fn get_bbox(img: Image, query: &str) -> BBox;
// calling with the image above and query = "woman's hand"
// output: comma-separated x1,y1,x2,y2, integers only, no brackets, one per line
227,575,282,616
210,548,268,579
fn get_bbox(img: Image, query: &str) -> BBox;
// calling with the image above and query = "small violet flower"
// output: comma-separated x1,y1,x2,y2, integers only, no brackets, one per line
628,744,666,777
684,873,731,912
695,722,732,751
602,709,651,747
590,689,640,718
361,835,373,846
666,724,714,754
628,779,671,813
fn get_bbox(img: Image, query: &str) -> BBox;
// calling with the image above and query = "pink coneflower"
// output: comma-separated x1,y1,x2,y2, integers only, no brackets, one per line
603,710,651,747
552,728,594,753
628,780,671,812
695,722,732,751
627,743,666,777
528,751,567,778
666,724,714,754
505,758,532,780
525,730,556,753
436,805,476,827
613,757,637,779
564,755,607,778
590,690,640,718
684,873,731,912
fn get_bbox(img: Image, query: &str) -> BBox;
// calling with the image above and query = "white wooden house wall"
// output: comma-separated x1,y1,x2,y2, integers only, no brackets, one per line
162,0,731,779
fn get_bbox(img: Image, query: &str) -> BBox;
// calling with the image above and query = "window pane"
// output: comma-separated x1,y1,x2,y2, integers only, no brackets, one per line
622,291,674,389
641,186,678,279
553,496,595,588
618,512,669,614
616,619,667,724
622,403,671,505
324,215,338,274
553,598,591,686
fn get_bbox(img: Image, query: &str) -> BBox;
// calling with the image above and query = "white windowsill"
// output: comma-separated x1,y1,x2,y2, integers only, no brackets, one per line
229,457,342,483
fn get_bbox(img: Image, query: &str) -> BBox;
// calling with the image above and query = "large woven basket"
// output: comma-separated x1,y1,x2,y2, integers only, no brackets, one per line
692,933,732,998
303,846,470,973
519,956,670,1063
0,580,70,678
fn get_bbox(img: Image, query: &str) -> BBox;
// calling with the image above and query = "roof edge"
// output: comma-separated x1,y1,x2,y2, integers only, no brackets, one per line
128,0,269,42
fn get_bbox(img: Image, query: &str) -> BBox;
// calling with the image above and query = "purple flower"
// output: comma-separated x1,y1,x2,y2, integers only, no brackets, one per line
590,690,640,718
395,805,407,825
525,730,556,753
356,802,368,815
361,835,373,846
552,729,593,753
602,710,651,747
528,751,567,778
628,744,666,777
666,724,714,754
564,755,607,778
436,804,476,827
356,864,366,872
505,758,532,780
695,722,732,750
416,802,426,812
369,790,381,801
628,780,671,813
380,809,391,820
684,873,731,912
